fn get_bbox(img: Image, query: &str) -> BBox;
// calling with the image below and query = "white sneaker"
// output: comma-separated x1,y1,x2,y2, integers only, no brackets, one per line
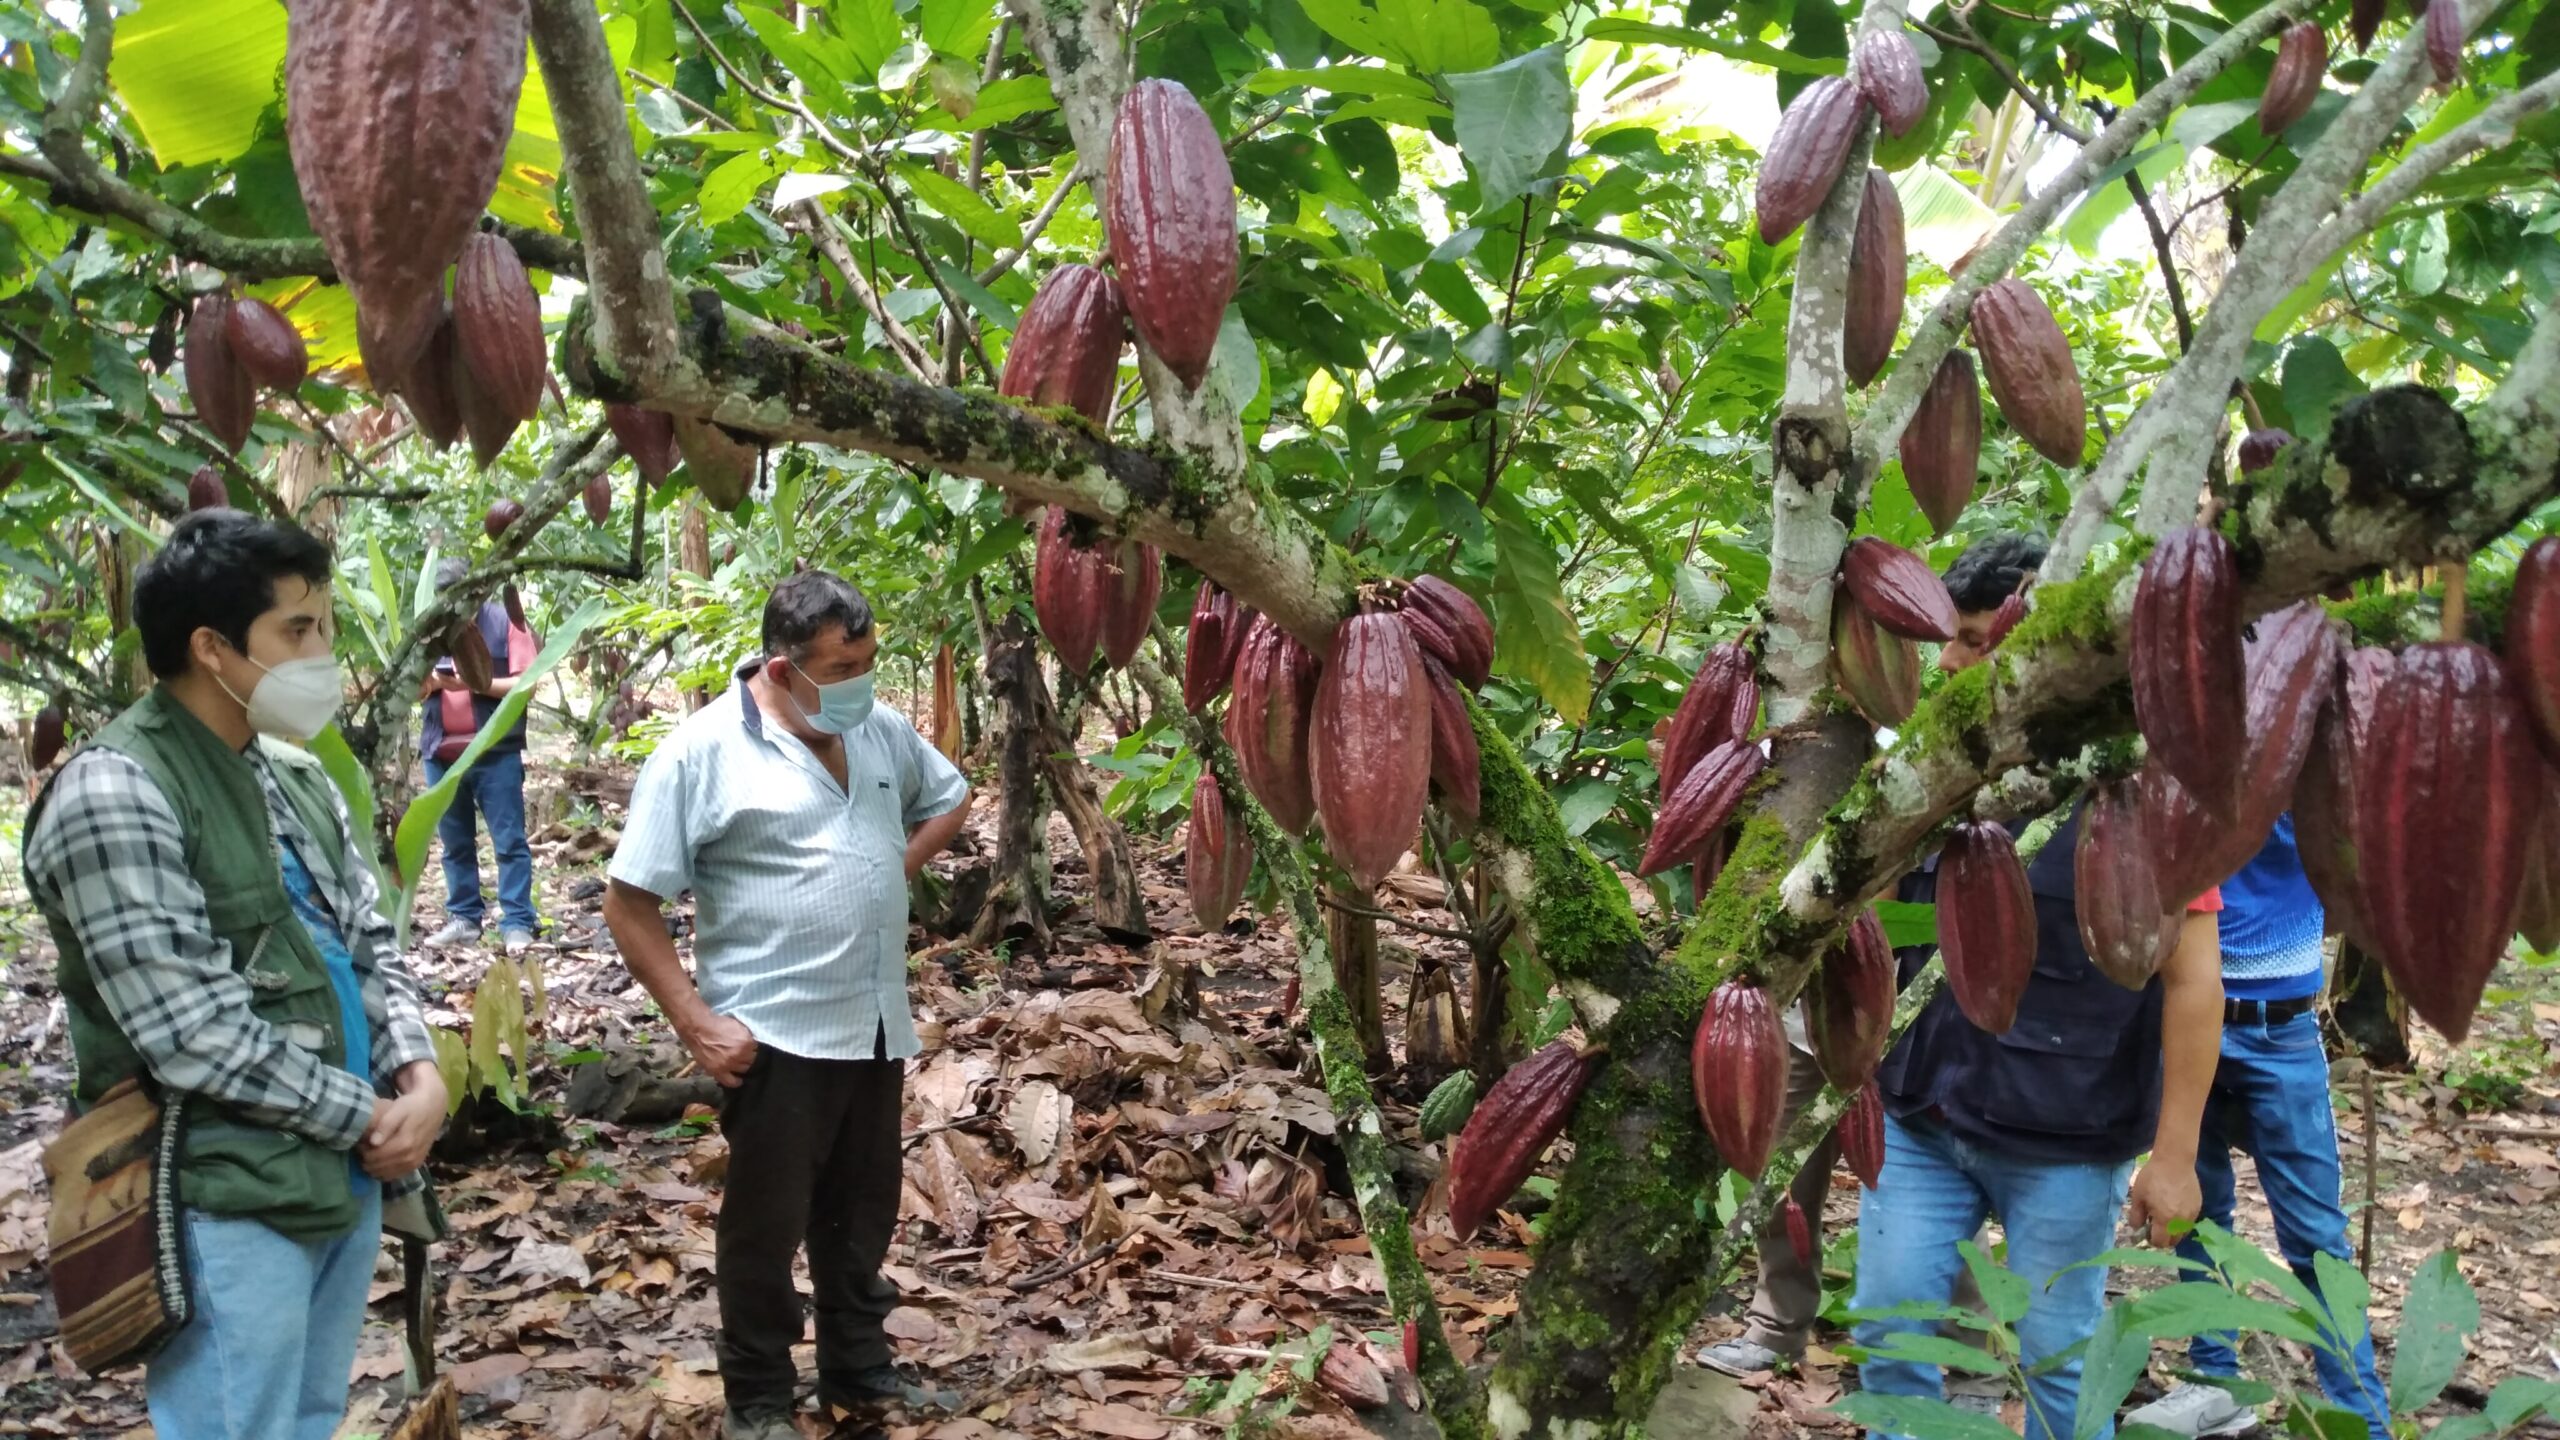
2124,1382,2260,1437
1947,1391,2005,1418
502,928,536,956
1695,1337,1788,1376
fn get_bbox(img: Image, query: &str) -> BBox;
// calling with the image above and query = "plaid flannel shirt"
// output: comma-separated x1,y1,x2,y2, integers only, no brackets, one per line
24,745,441,1163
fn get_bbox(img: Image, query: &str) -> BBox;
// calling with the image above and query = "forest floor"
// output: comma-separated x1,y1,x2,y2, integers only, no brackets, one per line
1,727,2557,1440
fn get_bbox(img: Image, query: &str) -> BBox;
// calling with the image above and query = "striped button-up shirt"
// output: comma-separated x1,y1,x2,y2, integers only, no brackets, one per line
608,668,969,1062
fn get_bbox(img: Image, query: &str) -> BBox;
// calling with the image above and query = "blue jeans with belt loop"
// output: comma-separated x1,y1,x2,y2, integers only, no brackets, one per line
2178,1007,2389,1439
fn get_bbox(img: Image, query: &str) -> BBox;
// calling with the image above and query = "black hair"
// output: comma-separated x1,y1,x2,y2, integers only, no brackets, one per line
761,570,874,659
1942,532,2049,614
135,509,336,679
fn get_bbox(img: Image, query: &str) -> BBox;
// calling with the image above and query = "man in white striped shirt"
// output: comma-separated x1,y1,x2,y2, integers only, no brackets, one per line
604,572,970,1438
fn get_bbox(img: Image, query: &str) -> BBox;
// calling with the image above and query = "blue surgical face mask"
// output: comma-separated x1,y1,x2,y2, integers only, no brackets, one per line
792,668,876,735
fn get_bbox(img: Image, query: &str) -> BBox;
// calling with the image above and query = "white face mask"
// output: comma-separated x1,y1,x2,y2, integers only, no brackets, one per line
214,650,346,741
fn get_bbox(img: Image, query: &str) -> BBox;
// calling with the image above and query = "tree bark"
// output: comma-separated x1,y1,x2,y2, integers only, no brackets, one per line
971,609,1054,953
1324,885,1389,1071
679,500,713,712
1040,710,1151,945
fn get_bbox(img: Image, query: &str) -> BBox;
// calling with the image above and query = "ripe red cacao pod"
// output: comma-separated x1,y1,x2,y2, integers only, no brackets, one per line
185,298,256,454
1982,590,2028,652
1661,642,1760,800
399,310,465,452
1639,738,1766,879
31,703,65,771
1693,826,1731,901
2238,427,2295,475
285,0,527,388
186,466,228,512
2131,526,2248,820
1854,29,1928,137
607,404,681,487
1402,1320,1420,1375
1422,654,1481,828
1097,541,1162,671
1693,980,1786,1179
453,231,546,424
2150,600,2345,899
2425,0,2461,82
2352,642,2542,1043
224,297,309,392
1754,76,1867,246
1317,1344,1390,1412
1969,279,2086,466
1782,1197,1815,1268
2293,647,2395,944
1940,820,2034,1034
674,416,756,512
1310,613,1433,891
2259,23,2327,137
451,336,520,469
1105,79,1237,389
2076,779,2179,990
2504,536,2560,763
1808,908,1894,1092
1842,537,1957,643
1225,614,1321,835
1830,587,1921,726
1001,263,1127,426
2351,0,2386,51
2517,767,2560,953
1402,575,1495,691
1900,349,1982,536
1183,579,1241,711
1839,1083,1884,1190
483,498,524,542
1446,1038,1599,1236
582,476,611,525
1844,169,1907,389
1186,773,1251,931
1034,507,1110,673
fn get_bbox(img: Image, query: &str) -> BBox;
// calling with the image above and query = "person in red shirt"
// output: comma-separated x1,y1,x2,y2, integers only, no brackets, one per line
417,559,540,954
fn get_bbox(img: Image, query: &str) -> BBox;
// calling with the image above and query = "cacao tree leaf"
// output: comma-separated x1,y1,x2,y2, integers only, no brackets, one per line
1203,309,1265,419
1857,1332,2009,1375
1370,0,1498,74
1581,18,1840,75
1416,259,1493,329
927,74,1059,131
1486,508,1590,723
2307,1250,2372,1363
2388,1250,2478,1417
1836,1393,2019,1440
899,164,1025,250
1446,46,1571,214
918,0,1000,62
1245,66,1445,100
699,151,788,227
106,0,286,167
1874,900,1936,948
1959,1239,2031,1323
2484,1377,2560,1428
2279,336,2363,444
833,0,903,82
740,8,857,94
2074,1302,2150,1440
1553,778,1617,836
306,724,392,918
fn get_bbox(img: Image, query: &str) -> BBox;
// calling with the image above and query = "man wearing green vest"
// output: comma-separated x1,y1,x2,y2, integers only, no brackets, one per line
24,509,446,1440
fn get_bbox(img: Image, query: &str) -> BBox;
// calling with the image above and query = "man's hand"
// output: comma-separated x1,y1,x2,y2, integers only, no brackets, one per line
360,1092,442,1179
684,1012,760,1087
2125,1156,2202,1249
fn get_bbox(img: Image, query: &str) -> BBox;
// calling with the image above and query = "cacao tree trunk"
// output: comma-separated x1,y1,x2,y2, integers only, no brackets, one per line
1325,883,1390,1071
679,499,712,712
1040,711,1151,945
2324,940,2411,1070
971,609,1054,952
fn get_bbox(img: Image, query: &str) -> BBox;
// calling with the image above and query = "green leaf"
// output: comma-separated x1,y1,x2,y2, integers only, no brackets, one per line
1861,1333,2009,1375
1446,46,1571,213
699,150,787,226
2171,99,2258,153
45,456,160,547
1836,1393,2020,1440
933,258,1020,330
1372,0,1499,73
1203,309,1264,419
899,164,1025,250
108,0,287,168
1874,900,1936,948
2483,1377,2560,1428
833,0,902,82
1244,66,1444,100
740,8,855,93
1553,778,1618,836
1487,511,1589,723
930,74,1057,131
2306,1250,2371,1363
306,725,392,919
2280,336,2363,443
1581,18,1841,76
1417,259,1493,329
2077,1303,2151,1440
2387,1251,2477,1417
919,0,999,60
2403,211,2449,297
2119,1283,2319,1345
1960,1240,2031,1324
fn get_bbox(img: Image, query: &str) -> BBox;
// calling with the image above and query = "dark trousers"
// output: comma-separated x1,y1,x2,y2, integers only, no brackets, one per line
716,1043,904,1411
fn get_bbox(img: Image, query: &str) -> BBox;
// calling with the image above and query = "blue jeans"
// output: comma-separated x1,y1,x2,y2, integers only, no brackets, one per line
424,749,537,933
1852,1112,2134,1440
2179,1010,2389,1438
147,1188,384,1440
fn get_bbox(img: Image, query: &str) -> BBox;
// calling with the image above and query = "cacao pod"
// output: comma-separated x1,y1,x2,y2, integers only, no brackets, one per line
1844,169,1907,388
1406,965,1470,1080
1423,654,1482,828
224,298,310,392
1639,738,1767,878
2351,0,2385,51
1097,541,1163,671
2259,23,2326,137
2148,602,2344,900
2075,779,2179,990
1842,537,1957,643
1982,589,2028,652
1445,1038,1598,1236
582,476,612,525
148,303,179,374
1660,642,1760,799
1807,908,1893,1092
1402,575,1495,691
1418,1068,1478,1142
399,310,465,451
1754,76,1867,246
674,416,757,512
1183,579,1244,711
1968,279,2086,466
1830,587,1921,726
1899,349,1981,536
1854,28,1928,138
607,404,681,486
1317,1344,1389,1412
186,466,228,512
453,231,546,424
2352,642,2542,1043
1403,1320,1421,1376
1105,79,1237,388
1781,1197,1815,1268
2504,536,2560,763
1000,263,1126,426
1310,612,1433,891
1693,980,1786,1179
1694,825,1732,902
285,0,527,388
2293,647,2395,944
1939,819,2034,1035
2131,526,2247,819
1839,1083,1884,1190
1225,614,1321,835
31,703,65,771
1186,773,1251,931
2425,0,2461,82
483,498,524,542
185,298,256,454
2517,768,2560,953
2238,427,2295,475
1034,507,1109,673
447,615,496,695
451,338,519,468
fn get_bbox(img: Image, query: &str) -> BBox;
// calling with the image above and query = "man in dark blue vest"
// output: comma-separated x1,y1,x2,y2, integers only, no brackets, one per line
1852,533,2227,1440
419,559,539,954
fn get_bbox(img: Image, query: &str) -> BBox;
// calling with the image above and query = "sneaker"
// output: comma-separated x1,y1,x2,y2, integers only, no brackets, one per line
1947,1391,2006,1418
426,919,481,948
720,1409,800,1440
821,1364,958,1413
502,928,536,956
2124,1382,2260,1437
1695,1337,1789,1377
